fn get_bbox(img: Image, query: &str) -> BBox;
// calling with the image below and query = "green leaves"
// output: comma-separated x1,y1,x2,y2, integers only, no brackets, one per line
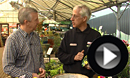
45,59,64,77
82,55,88,67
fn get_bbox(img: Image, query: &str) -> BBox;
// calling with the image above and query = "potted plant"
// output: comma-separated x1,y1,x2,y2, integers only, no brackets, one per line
53,33,61,56
45,59,64,77
117,40,129,78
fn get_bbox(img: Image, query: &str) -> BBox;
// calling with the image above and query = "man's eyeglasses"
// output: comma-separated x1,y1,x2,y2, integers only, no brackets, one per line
71,15,81,19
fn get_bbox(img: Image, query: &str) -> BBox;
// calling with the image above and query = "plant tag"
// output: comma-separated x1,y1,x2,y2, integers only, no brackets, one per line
47,48,53,55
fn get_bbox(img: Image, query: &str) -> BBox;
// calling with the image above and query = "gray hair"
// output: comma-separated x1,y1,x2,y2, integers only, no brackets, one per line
18,7,38,24
73,5,91,22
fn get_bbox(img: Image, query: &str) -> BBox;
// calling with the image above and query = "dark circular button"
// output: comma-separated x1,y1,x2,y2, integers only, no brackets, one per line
87,35,128,76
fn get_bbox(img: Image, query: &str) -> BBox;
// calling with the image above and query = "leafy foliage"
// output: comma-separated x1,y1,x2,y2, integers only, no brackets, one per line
45,59,64,77
53,33,61,54
117,40,129,77
117,61,129,78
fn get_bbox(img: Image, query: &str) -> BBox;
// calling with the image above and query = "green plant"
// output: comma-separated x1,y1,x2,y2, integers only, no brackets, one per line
43,30,53,37
92,26,107,36
36,21,43,34
45,59,64,77
117,40,129,78
117,61,129,78
53,33,61,54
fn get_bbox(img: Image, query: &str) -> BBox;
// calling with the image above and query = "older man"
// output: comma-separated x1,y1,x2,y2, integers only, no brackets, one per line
57,5,101,77
2,7,46,78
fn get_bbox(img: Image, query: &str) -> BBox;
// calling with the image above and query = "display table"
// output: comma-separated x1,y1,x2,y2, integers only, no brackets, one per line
52,73,88,78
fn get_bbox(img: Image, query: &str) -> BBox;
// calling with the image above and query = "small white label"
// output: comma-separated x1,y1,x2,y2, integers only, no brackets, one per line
87,42,92,45
47,48,53,55
70,43,77,46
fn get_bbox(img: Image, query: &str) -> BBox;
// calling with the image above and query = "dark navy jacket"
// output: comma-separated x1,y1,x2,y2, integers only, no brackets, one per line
57,24,101,77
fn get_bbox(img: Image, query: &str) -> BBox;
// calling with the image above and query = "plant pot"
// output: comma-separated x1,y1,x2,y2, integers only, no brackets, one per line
52,73,88,78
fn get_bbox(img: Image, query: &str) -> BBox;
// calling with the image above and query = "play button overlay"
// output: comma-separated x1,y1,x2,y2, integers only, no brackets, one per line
95,43,121,69
87,35,128,76
103,47,117,66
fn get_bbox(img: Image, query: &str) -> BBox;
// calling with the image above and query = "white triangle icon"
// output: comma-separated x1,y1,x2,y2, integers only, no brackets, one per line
103,47,117,66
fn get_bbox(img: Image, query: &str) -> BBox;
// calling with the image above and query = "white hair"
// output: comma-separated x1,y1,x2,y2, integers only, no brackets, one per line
73,5,92,22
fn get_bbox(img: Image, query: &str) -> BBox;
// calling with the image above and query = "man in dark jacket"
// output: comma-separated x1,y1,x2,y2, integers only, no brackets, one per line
57,5,101,78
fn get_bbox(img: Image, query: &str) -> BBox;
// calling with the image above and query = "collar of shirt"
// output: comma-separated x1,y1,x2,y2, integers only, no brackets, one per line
18,27,34,37
75,24,91,34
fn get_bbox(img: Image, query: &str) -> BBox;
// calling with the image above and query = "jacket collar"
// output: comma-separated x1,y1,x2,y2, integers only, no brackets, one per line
75,24,91,34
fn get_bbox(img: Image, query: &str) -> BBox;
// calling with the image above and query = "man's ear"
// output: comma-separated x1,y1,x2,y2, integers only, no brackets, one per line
24,20,29,25
24,20,27,24
83,16,87,22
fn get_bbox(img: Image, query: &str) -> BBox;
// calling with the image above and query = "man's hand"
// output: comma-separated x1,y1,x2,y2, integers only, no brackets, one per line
85,64,91,70
39,68,46,78
74,50,84,61
32,73,39,78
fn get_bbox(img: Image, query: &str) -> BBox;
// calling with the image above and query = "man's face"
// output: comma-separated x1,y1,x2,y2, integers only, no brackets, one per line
70,8,84,28
27,12,39,31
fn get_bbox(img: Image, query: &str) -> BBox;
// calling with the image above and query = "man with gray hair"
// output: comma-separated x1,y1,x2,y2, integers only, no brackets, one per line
2,7,46,78
57,5,101,77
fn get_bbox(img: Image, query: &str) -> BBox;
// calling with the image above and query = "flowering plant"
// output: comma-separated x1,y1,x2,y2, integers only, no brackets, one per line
117,40,129,77
122,40,129,47
122,40,130,52
82,55,88,67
